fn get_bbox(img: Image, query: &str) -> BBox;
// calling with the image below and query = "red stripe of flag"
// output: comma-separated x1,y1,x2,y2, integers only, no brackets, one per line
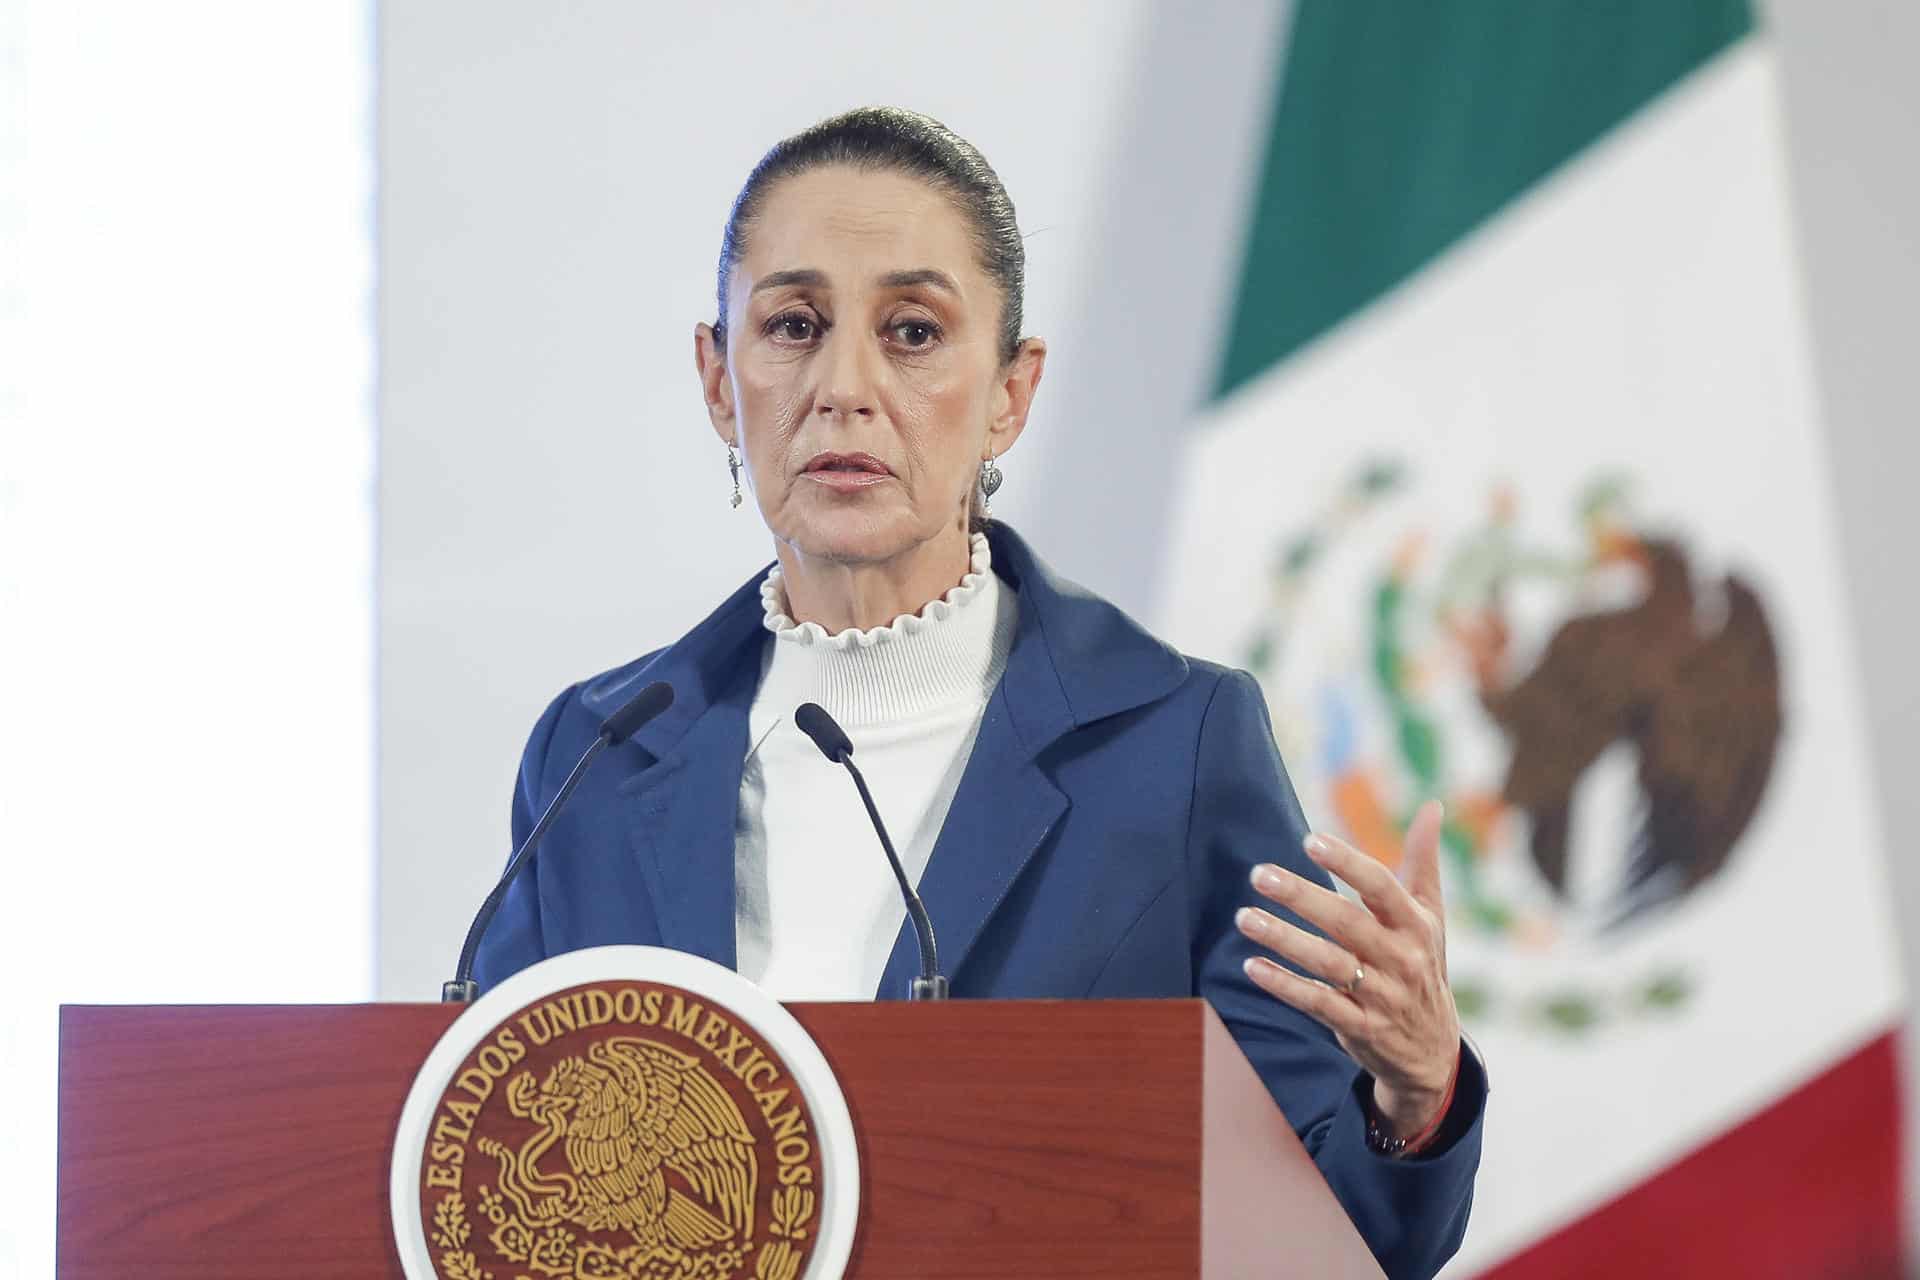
1480,1030,1906,1279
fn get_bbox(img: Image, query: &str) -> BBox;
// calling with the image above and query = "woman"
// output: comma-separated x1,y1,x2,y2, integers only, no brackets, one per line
475,107,1483,1279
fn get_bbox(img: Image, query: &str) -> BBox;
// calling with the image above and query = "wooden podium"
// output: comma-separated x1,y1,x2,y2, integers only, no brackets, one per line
58,998,1383,1278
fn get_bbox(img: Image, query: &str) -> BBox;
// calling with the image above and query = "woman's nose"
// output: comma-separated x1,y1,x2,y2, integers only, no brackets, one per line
815,329,877,419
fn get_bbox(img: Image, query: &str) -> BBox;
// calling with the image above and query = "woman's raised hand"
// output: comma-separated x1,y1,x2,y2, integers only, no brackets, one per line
1235,800,1462,1138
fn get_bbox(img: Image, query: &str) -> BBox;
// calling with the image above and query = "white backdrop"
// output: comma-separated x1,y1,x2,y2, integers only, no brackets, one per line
0,3,375,1276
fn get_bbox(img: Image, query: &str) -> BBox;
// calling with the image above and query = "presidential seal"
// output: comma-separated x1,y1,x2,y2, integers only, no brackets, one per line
393,947,859,1280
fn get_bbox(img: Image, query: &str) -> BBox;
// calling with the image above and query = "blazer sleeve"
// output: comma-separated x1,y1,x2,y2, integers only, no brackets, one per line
470,683,576,993
1188,669,1486,1280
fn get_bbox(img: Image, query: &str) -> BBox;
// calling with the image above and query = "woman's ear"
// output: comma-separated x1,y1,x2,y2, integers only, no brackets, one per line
694,322,736,443
986,337,1047,457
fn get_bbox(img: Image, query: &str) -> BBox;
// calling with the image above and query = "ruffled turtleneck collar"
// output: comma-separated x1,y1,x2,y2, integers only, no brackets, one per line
754,533,1015,728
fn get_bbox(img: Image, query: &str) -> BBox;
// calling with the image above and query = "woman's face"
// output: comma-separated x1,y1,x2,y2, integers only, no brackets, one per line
696,166,1044,567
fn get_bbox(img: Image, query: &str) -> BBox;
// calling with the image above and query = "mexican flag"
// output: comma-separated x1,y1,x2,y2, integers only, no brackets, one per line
1153,3,1905,1274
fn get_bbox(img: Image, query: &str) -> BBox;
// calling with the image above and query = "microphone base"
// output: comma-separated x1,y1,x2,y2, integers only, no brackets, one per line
441,979,479,1004
908,975,950,1001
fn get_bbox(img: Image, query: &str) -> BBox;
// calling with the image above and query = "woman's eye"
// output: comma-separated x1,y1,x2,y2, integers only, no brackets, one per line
772,314,817,342
891,320,938,348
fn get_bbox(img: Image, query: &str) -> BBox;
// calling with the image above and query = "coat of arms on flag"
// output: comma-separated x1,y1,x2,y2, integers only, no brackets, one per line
1243,462,1785,1036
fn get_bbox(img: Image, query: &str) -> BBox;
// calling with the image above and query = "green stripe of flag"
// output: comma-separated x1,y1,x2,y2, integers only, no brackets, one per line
1213,0,1753,400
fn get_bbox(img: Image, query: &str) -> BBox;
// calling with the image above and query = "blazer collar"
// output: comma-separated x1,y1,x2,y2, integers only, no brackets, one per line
581,522,1190,763
574,523,1190,983
982,521,1189,755
575,568,770,767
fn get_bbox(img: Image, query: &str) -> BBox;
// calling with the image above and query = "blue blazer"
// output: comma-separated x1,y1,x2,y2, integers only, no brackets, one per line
475,523,1483,1279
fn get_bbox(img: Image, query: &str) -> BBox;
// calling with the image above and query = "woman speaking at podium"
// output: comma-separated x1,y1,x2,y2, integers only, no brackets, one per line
474,108,1483,1279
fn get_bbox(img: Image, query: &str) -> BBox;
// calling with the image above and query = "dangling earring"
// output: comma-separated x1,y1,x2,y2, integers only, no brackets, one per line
727,441,743,509
978,454,1003,517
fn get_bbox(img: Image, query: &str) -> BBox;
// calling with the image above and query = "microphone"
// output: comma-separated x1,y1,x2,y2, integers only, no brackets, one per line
441,681,675,1003
793,702,949,1001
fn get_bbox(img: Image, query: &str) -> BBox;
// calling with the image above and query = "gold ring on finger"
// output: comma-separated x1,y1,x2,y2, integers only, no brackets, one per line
1344,965,1365,995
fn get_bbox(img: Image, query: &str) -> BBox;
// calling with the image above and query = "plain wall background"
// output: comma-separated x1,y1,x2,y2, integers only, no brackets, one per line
377,0,1920,1253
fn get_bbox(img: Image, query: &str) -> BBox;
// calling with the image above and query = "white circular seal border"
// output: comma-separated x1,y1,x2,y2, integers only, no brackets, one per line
390,946,860,1279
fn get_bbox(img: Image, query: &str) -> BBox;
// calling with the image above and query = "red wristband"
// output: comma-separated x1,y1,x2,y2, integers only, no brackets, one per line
1367,1043,1462,1158
1398,1044,1462,1155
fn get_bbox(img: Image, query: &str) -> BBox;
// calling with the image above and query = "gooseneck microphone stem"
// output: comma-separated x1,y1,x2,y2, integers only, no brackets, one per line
793,701,949,1001
442,737,607,1003
442,681,674,1003
841,756,947,1000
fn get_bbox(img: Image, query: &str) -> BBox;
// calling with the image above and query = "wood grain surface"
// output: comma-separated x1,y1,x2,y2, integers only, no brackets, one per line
58,999,1373,1278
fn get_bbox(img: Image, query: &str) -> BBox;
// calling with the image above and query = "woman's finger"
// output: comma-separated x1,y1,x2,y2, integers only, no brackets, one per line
1236,907,1372,995
1302,831,1426,933
1398,800,1448,915
1242,955,1367,1041
1249,863,1392,958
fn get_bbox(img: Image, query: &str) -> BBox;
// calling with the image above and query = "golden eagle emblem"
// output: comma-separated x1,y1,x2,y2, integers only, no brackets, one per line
481,1036,758,1254
1474,536,1782,923
419,981,825,1280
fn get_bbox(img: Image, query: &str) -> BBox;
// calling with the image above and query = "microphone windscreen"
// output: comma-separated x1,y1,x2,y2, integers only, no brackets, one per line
599,681,674,745
793,701,853,763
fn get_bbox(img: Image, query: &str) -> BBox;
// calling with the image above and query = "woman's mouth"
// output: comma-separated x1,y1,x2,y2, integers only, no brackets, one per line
801,452,894,490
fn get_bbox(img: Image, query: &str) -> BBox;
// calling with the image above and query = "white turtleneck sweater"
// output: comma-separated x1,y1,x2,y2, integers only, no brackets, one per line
734,533,1016,1001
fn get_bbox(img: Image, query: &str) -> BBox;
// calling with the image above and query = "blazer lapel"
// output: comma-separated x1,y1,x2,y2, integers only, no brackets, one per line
623,698,750,970
874,689,1069,999
588,570,772,974
873,561,1079,999
871,524,1190,999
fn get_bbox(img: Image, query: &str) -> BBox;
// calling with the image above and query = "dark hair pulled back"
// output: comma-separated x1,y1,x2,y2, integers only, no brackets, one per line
713,107,1025,365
